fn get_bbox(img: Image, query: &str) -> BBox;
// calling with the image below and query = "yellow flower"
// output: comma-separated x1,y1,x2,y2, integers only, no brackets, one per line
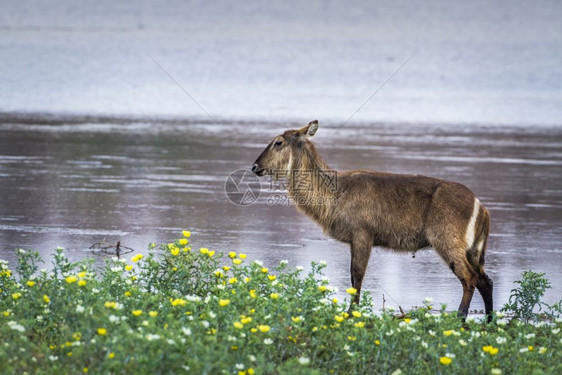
219,299,230,307
78,271,87,278
228,251,237,258
228,277,237,284
223,266,231,271
268,275,276,281
332,298,339,304
348,335,357,341
83,368,88,373
124,291,132,297
208,250,215,257
149,311,158,317
26,280,36,287
443,330,454,337
318,285,327,292
199,248,209,255
355,322,365,328
248,369,255,375
131,254,144,262
528,346,534,351
170,247,180,256
375,340,381,346
43,295,50,303
108,352,115,359
65,275,78,284
539,347,547,354
233,321,244,329
125,265,133,271
352,311,362,318
291,316,302,323
132,310,142,316
179,238,188,246
334,315,344,322
261,267,268,273
249,290,257,298
270,293,279,300
233,258,242,265
439,357,452,365
182,230,191,238
104,301,118,309
239,253,247,259
171,298,187,307
346,287,357,295
12,292,21,300
241,317,252,324
258,325,270,333
77,279,86,287
97,328,107,336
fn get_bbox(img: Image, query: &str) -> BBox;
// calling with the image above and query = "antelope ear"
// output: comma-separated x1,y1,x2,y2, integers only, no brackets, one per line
298,120,319,137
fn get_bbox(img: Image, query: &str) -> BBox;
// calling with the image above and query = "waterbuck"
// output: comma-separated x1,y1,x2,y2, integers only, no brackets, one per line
251,120,493,319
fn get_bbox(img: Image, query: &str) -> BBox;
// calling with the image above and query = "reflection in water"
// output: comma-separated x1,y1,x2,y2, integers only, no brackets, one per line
1,114,561,311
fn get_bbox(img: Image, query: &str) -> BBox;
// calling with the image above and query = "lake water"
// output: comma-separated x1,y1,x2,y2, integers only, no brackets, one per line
1,0,561,312
1,114,561,312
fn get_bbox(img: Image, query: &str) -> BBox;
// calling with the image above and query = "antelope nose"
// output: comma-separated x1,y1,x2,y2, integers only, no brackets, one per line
251,164,259,172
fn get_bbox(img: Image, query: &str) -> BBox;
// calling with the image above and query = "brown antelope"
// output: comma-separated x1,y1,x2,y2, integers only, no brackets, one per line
251,120,493,319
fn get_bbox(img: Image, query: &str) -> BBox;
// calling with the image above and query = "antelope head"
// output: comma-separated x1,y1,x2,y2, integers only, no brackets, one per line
251,120,319,177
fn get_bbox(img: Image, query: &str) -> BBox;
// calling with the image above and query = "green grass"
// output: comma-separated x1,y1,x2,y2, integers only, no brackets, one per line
0,232,560,374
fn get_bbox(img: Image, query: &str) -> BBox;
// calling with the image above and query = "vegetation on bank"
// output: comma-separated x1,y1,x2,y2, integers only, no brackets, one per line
0,232,561,374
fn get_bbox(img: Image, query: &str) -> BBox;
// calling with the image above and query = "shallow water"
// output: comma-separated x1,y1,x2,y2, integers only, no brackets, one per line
1,114,561,312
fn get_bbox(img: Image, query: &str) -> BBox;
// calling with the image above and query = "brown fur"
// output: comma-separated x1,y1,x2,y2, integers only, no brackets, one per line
252,120,493,319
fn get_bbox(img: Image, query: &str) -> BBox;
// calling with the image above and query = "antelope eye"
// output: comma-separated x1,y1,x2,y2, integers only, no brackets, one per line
274,140,283,146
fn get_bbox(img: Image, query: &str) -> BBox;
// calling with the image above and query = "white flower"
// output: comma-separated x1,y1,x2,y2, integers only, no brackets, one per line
166,339,176,345
182,327,192,336
519,347,529,353
497,319,507,326
428,330,436,336
182,365,190,371
227,335,237,342
253,260,264,266
298,357,310,365
424,297,433,304
76,305,85,313
319,260,327,266
279,260,288,266
248,355,257,362
235,364,245,370
201,320,209,328
552,328,560,334
7,321,25,333
421,341,428,348
525,333,535,339
390,369,403,375
263,338,273,345
495,311,504,318
109,315,119,323
295,266,303,272
385,329,394,336
445,353,455,358
459,339,467,346
146,334,160,341
48,355,58,361
110,266,122,272
496,337,507,344
320,276,330,282
92,288,100,294
216,284,225,290
491,369,502,375
208,311,216,319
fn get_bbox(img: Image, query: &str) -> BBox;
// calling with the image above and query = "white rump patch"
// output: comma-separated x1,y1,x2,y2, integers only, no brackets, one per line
465,198,480,248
